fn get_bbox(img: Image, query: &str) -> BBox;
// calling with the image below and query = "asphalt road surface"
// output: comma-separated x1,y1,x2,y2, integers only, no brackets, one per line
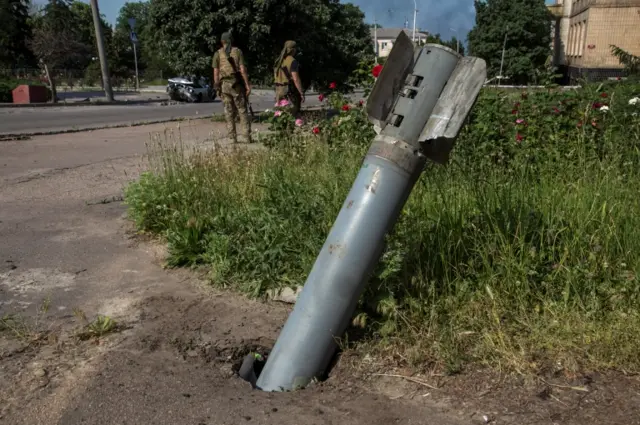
0,93,332,136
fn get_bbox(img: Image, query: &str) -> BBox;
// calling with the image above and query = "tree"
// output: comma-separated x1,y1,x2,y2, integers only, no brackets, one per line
468,0,552,84
423,33,466,56
29,0,90,101
111,1,173,82
610,45,640,76
69,1,112,71
147,0,373,88
0,0,35,69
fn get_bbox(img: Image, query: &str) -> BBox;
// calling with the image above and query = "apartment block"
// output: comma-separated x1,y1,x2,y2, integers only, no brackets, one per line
549,0,640,80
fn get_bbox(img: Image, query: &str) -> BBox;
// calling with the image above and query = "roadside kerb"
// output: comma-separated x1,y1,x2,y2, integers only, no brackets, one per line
0,105,326,141
0,98,168,109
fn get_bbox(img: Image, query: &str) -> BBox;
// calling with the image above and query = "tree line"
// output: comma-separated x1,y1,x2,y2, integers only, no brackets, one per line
0,0,374,91
3,0,591,94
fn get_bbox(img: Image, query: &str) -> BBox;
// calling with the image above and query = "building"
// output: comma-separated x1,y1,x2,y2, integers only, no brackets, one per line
371,28,429,58
549,0,640,81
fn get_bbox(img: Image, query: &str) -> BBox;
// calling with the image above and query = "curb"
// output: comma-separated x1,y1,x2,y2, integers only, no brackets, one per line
0,115,216,140
0,89,365,108
0,105,328,141
0,98,168,108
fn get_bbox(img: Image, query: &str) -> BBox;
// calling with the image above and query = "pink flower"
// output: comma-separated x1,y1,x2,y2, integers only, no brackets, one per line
516,118,525,124
516,133,524,142
295,118,304,127
312,126,320,134
274,110,282,117
341,104,351,111
329,82,337,89
319,94,325,102
278,99,290,107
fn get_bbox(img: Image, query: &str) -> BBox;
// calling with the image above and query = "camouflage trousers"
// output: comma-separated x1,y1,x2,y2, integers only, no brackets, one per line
221,81,251,143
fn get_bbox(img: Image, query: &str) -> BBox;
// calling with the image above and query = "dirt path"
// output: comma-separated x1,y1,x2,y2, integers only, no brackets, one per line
1,122,638,425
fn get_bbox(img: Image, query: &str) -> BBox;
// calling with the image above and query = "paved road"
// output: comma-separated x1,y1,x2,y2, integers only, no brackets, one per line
0,92,340,136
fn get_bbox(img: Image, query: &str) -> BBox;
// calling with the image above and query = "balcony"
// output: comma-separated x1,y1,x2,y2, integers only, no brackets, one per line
547,4,563,17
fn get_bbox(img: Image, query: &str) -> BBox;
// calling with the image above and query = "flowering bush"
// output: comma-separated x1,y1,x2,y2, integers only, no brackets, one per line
265,99,297,135
347,59,378,96
454,82,640,172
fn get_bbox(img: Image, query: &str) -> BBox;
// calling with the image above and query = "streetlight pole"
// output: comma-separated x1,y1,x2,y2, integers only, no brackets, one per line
89,0,113,101
374,16,378,64
449,27,460,53
499,29,508,86
412,0,418,42
128,18,140,92
132,41,140,92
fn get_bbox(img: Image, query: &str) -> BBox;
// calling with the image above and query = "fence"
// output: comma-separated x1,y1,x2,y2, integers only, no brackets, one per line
567,66,626,83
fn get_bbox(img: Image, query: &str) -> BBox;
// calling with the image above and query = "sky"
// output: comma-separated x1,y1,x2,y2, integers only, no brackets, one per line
37,0,557,42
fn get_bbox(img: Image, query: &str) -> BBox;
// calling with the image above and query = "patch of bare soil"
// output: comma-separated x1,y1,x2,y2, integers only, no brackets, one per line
1,276,638,425
361,359,640,425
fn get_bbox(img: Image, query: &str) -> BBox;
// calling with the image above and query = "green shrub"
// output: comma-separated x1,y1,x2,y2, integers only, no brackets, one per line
126,81,640,373
0,81,13,102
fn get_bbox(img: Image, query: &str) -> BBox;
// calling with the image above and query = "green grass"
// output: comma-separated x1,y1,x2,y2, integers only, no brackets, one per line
142,78,168,87
125,82,640,375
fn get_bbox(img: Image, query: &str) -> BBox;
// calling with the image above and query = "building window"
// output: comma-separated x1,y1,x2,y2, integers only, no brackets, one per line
579,20,587,56
577,22,583,57
568,26,574,56
381,42,388,50
570,24,577,56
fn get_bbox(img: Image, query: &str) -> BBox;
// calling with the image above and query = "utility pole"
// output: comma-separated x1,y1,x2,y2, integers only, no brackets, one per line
89,0,113,101
412,0,418,42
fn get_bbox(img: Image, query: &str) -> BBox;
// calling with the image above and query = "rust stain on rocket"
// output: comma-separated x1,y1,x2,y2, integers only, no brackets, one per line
366,168,381,194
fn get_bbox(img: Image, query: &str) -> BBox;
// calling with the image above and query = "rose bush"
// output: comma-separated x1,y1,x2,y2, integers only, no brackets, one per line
452,82,640,173
266,81,374,151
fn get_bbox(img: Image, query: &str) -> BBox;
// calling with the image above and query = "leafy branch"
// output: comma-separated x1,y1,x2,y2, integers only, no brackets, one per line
610,45,640,75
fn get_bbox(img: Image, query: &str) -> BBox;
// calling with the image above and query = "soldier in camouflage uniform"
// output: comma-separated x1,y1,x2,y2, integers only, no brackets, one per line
274,40,305,117
213,31,252,143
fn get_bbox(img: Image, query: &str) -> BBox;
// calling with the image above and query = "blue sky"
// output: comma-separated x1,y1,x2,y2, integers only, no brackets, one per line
39,0,557,41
